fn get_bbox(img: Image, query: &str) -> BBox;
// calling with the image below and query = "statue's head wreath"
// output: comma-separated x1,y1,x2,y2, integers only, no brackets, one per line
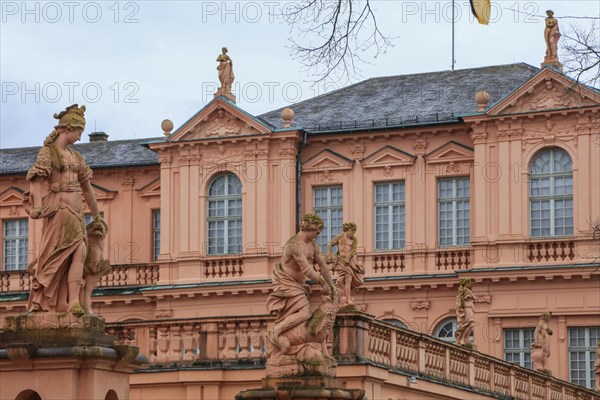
44,104,86,146
54,104,86,129
300,213,324,232
342,222,357,232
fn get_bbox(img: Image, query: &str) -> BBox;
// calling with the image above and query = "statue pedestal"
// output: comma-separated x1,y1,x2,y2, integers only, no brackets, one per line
236,376,365,400
541,56,563,71
214,89,236,103
0,313,147,400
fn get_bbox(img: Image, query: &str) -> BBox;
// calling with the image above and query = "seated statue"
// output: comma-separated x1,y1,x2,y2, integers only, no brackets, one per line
265,213,338,377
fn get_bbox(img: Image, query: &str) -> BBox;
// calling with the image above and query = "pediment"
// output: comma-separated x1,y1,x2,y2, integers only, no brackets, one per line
137,178,161,198
488,68,600,116
426,141,474,164
363,146,415,169
0,186,25,206
168,97,272,141
303,150,354,172
91,183,117,201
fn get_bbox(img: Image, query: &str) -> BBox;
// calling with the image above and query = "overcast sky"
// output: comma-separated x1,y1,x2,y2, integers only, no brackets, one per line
1,0,598,149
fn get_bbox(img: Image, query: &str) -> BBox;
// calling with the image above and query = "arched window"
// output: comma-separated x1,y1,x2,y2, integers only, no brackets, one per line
207,174,242,255
382,318,409,329
434,318,458,342
530,148,573,237
434,317,474,343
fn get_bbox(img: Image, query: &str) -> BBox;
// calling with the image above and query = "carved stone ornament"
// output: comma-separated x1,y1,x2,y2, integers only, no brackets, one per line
319,169,336,182
9,206,20,216
205,109,241,137
470,126,488,144
444,162,461,175
383,165,393,177
154,308,173,319
413,138,428,155
244,142,269,159
474,295,491,304
350,143,366,159
410,299,431,311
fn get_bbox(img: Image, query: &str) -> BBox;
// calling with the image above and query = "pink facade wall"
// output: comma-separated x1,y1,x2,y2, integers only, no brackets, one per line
1,68,599,395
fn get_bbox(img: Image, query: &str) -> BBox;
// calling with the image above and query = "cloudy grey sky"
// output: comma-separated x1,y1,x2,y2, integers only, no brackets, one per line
1,0,598,149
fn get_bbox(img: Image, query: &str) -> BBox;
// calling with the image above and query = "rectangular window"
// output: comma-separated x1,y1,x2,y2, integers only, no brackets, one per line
374,181,405,250
313,186,343,252
3,219,28,271
504,328,534,368
438,177,470,246
153,210,160,261
569,327,599,389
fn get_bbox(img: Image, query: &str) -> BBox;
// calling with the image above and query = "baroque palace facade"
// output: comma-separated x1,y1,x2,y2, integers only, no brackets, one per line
1,63,599,400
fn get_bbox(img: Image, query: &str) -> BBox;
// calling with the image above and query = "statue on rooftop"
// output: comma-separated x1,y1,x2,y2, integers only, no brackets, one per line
265,213,338,377
455,278,475,346
216,47,235,99
544,10,561,58
327,222,364,309
531,312,553,374
24,104,110,316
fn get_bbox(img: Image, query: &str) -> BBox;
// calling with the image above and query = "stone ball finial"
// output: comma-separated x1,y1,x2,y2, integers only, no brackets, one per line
161,119,174,136
475,90,490,112
281,108,295,128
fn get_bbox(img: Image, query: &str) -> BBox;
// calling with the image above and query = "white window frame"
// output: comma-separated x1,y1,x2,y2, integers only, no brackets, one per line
3,219,28,271
529,148,573,238
434,318,458,343
438,177,470,247
207,174,243,255
504,328,534,369
374,181,405,250
313,185,343,252
152,210,160,262
568,327,599,389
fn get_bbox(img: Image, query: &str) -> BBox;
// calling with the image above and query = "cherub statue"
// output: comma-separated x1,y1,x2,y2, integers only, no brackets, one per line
327,222,364,308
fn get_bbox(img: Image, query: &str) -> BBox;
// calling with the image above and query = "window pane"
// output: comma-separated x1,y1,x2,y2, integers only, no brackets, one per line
207,174,242,255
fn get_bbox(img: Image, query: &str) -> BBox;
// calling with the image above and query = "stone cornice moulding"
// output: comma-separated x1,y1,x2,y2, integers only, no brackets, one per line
302,149,354,173
362,146,416,169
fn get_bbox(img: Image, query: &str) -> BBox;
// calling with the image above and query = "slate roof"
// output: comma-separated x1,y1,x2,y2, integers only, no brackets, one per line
259,63,540,131
1,63,541,173
0,138,161,175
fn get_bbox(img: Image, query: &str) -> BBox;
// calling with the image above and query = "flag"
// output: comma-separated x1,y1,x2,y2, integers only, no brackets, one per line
470,0,491,25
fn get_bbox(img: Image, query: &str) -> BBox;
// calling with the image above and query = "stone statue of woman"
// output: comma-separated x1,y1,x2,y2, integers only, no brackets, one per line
455,278,475,346
216,47,235,94
24,104,108,315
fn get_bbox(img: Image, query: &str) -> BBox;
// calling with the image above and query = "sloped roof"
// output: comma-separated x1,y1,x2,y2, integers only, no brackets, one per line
0,138,161,175
260,63,540,131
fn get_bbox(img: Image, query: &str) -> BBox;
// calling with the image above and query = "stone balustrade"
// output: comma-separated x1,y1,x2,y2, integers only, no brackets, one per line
0,238,596,293
98,263,159,287
106,313,599,400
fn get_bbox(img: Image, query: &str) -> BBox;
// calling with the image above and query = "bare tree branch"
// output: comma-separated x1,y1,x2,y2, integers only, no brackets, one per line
560,21,600,89
281,0,393,84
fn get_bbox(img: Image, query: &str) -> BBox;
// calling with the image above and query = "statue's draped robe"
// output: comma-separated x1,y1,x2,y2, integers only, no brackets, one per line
26,145,92,312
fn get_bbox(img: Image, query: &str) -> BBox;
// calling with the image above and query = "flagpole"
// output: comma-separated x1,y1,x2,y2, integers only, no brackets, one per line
452,0,455,71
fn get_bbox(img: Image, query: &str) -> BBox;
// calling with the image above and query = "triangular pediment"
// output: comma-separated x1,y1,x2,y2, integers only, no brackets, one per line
426,141,474,164
168,97,273,141
91,183,117,201
0,186,25,206
137,178,161,198
487,68,600,116
363,146,415,169
303,150,354,172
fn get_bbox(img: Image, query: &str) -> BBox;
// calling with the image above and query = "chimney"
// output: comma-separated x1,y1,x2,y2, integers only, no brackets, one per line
89,132,109,142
